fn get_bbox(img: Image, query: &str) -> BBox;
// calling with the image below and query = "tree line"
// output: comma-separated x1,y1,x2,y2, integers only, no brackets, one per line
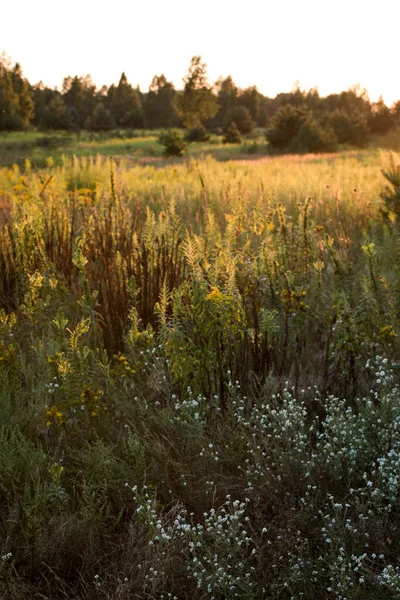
1,53,400,151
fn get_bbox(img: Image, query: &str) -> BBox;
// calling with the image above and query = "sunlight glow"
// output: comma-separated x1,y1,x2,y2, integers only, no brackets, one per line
1,0,398,104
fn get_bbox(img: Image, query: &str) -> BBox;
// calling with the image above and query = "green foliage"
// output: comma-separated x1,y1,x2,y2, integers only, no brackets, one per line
84,102,115,131
0,55,34,130
224,104,254,134
158,130,187,156
266,104,337,153
223,121,242,143
42,95,71,130
237,85,261,123
144,74,179,128
175,56,218,128
1,52,398,155
369,97,395,134
328,108,370,147
108,72,143,128
380,152,400,218
62,74,97,130
213,75,238,128
1,152,400,598
293,117,337,152
266,104,311,150
185,124,210,142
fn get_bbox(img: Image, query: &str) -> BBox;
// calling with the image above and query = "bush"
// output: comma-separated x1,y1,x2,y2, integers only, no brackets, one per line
34,135,64,149
266,104,337,153
223,122,242,144
185,125,210,142
292,118,337,153
380,152,400,218
328,109,370,147
158,130,187,156
242,140,260,154
266,104,311,150
224,105,254,134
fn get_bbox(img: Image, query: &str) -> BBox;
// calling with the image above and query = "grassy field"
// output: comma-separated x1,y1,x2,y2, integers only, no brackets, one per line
0,129,269,169
1,128,400,170
2,143,400,598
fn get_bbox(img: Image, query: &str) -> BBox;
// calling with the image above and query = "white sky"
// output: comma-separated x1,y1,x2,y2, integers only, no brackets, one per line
1,0,398,104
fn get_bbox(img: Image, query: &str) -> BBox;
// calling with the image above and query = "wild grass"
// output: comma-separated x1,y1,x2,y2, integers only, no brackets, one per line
1,149,400,598
0,130,271,169
0,131,163,168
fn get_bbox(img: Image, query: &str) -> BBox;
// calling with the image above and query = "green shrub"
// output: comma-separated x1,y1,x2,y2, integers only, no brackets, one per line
242,140,260,154
266,104,337,153
158,130,187,156
380,152,400,218
185,125,210,142
34,135,69,149
266,104,310,150
328,108,370,147
224,105,254,134
223,121,242,144
292,118,337,153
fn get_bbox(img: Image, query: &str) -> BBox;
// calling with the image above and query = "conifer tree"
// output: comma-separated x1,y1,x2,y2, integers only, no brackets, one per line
108,73,143,127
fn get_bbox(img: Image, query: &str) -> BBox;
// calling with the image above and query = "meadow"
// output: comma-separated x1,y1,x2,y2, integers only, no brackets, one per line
1,142,400,598
0,130,268,170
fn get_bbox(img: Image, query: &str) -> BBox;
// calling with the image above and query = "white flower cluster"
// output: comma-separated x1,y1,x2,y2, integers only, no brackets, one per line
377,564,400,594
170,388,208,425
229,387,309,487
1,552,12,562
127,484,255,598
123,357,400,597
44,377,60,394
366,354,395,389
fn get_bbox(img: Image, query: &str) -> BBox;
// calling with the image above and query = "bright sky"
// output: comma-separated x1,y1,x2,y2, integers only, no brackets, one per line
1,0,398,104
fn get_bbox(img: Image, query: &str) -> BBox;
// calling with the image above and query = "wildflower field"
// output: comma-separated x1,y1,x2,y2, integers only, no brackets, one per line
2,148,400,598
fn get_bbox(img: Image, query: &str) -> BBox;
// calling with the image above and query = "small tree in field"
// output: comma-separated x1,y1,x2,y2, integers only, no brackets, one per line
223,122,242,144
175,56,218,128
185,124,210,142
266,104,310,150
380,153,400,219
158,130,187,156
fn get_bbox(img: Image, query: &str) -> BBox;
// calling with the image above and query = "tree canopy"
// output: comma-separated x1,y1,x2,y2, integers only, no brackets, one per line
175,56,218,128
1,52,400,154
0,54,34,130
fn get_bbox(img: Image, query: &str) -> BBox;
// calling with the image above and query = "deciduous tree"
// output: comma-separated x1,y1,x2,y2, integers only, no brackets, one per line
175,56,217,128
0,54,34,130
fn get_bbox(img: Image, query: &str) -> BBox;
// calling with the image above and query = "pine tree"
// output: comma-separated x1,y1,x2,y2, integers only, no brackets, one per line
109,73,143,128
143,75,179,128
